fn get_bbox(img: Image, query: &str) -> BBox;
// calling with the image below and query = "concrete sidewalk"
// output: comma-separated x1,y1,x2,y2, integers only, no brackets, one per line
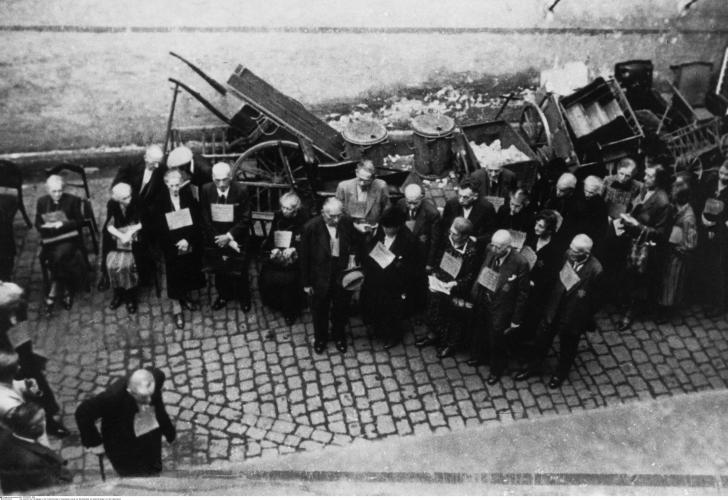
56,389,728,495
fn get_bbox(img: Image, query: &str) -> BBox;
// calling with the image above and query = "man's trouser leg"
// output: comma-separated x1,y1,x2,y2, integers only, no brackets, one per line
469,304,490,363
556,325,583,380
488,316,508,377
330,286,350,342
526,316,559,373
311,291,331,345
215,272,235,300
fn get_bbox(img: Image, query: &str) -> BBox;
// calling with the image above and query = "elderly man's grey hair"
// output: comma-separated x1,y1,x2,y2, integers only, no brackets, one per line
583,175,604,194
46,174,64,190
571,233,594,252
356,159,376,176
322,197,344,214
556,173,577,190
163,169,183,183
111,182,132,201
212,162,232,179
404,183,424,200
279,191,302,208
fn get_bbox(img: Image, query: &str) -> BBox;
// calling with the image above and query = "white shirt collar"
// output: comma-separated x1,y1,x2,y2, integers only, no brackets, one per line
217,188,230,199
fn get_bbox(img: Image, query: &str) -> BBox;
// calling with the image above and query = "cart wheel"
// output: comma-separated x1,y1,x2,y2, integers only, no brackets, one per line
519,101,552,151
232,140,315,214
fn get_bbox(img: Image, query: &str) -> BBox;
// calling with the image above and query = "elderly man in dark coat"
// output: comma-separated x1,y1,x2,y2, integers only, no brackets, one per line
515,234,603,388
0,402,72,493
75,368,176,477
440,179,497,249
154,169,206,329
199,162,252,312
300,197,360,354
468,230,530,384
468,164,518,206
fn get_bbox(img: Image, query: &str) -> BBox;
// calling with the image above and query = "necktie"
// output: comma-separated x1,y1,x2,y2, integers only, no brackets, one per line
410,209,415,219
492,257,501,272
219,194,226,204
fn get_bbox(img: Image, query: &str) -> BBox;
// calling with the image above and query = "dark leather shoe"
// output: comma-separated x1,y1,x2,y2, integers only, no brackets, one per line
62,294,73,311
415,337,436,348
240,298,251,313
173,313,185,329
514,369,534,381
335,340,347,353
109,294,123,310
284,314,297,326
618,316,632,331
212,298,228,311
46,419,70,438
97,275,110,292
466,359,485,367
179,299,193,312
486,374,501,386
548,376,564,389
44,297,54,315
126,301,137,314
438,346,455,359
313,342,326,354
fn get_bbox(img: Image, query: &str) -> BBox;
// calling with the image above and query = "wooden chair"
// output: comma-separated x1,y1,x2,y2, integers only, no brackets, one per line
0,160,32,228
44,163,99,254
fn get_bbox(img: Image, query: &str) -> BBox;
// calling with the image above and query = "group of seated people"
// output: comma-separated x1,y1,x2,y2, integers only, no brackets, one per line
12,143,728,388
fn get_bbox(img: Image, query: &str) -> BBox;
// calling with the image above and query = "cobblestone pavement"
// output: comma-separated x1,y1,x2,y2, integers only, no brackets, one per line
6,172,728,482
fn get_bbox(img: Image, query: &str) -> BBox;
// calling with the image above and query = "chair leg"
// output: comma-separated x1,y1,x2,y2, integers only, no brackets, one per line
89,226,99,254
18,196,32,228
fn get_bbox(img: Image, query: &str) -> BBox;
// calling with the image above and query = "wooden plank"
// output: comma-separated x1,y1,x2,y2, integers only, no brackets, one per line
227,66,342,162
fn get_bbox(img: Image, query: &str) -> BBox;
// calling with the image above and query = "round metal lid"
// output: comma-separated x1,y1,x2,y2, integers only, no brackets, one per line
411,114,455,138
342,120,388,145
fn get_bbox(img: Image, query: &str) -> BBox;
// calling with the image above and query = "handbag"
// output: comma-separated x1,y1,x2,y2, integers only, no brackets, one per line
627,227,653,275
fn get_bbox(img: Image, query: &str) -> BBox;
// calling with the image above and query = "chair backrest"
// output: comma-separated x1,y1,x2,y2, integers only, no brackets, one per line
0,160,23,190
671,61,714,108
45,163,91,199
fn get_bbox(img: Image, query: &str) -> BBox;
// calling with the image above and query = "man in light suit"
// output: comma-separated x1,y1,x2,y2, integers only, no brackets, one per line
300,197,359,354
335,160,390,234
468,230,530,385
515,234,604,388
199,162,252,312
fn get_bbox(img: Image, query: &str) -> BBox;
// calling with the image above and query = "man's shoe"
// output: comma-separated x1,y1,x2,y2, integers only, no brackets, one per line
415,337,436,348
179,299,194,312
335,340,347,353
44,296,55,315
548,376,564,389
240,298,251,313
212,298,228,311
173,313,185,329
438,346,455,359
466,359,485,367
126,301,137,314
618,315,632,331
284,314,297,326
313,342,326,354
46,419,70,438
486,373,501,386
514,369,535,381
109,294,123,310
61,294,73,311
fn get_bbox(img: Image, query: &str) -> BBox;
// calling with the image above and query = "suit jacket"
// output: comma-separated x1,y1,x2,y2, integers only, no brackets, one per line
396,197,442,267
34,193,84,246
495,203,534,233
335,178,390,225
431,237,483,299
441,197,496,248
468,167,518,200
154,185,203,258
112,161,166,205
542,255,603,331
0,431,72,493
199,181,251,247
300,215,359,295
471,249,530,328
626,188,673,244
75,368,175,476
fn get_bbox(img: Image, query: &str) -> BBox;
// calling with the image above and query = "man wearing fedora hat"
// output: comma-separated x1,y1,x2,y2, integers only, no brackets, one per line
300,197,360,354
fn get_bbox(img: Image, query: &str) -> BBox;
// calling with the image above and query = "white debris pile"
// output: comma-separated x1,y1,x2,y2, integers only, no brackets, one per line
383,153,414,170
326,84,526,131
469,139,530,167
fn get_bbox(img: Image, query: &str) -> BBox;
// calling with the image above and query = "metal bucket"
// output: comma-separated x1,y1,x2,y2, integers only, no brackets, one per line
341,120,389,168
411,114,455,177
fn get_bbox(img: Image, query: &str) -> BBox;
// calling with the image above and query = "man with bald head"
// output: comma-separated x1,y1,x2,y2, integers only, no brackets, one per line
200,162,252,311
467,229,530,385
300,197,360,354
75,368,175,477
35,174,88,312
544,172,580,252
515,234,603,388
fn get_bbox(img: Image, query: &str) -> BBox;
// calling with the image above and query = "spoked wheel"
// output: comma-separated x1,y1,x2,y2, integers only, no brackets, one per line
519,101,552,152
232,140,315,215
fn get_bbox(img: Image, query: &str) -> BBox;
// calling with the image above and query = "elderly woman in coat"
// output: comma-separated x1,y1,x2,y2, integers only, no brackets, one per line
103,183,144,313
35,175,88,313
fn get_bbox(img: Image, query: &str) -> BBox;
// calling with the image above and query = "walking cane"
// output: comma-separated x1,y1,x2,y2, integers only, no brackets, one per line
98,453,106,482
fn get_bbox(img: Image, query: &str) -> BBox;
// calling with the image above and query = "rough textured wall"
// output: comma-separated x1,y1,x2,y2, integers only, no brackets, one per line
1,0,726,153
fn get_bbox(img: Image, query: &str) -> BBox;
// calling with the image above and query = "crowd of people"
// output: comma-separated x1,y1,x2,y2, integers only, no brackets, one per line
1,140,728,492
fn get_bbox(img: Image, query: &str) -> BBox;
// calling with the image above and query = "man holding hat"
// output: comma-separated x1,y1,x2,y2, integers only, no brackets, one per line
300,197,360,354
200,162,252,312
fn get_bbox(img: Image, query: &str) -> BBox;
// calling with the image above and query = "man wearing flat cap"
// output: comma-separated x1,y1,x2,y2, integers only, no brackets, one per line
166,145,213,194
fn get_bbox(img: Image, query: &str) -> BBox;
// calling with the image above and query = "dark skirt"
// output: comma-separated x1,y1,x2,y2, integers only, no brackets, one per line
258,262,302,314
43,240,88,291
164,251,205,300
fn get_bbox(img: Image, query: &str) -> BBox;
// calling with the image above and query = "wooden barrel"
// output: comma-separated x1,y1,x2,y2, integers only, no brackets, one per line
411,114,455,177
341,120,388,168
